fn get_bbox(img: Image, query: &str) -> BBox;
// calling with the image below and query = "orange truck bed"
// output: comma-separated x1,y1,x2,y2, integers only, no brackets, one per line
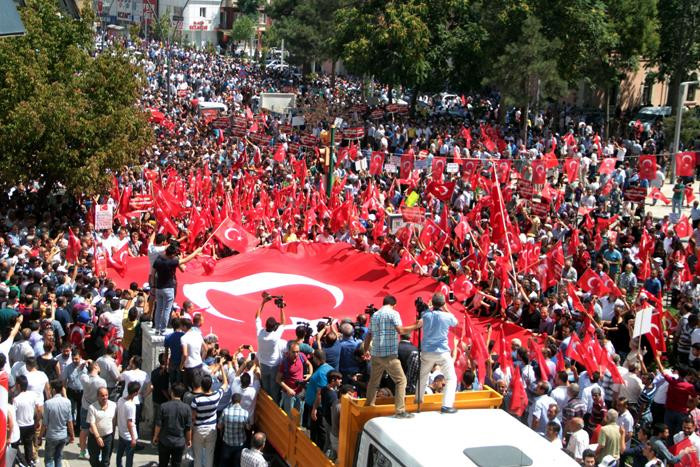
255,388,503,467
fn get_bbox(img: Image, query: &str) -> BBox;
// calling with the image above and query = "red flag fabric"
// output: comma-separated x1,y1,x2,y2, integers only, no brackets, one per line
638,154,657,180
495,159,512,183
676,151,696,177
649,187,671,205
556,348,566,373
431,157,447,181
530,340,550,381
563,132,576,148
419,219,444,250
531,160,547,184
110,175,120,203
106,243,129,277
564,158,580,182
676,215,692,238
66,228,81,263
369,151,384,175
670,435,700,467
400,153,414,179
566,282,587,314
213,217,259,253
509,366,528,416
578,268,609,296
273,144,286,162
599,158,616,175
685,186,696,205
426,180,456,202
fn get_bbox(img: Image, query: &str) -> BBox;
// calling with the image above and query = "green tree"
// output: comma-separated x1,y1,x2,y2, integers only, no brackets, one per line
334,0,431,101
0,0,152,196
652,0,700,113
152,7,172,42
484,15,566,141
230,14,256,51
266,0,342,73
238,0,261,16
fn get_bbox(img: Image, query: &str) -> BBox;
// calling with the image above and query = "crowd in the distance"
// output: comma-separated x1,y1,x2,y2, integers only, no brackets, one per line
0,32,699,467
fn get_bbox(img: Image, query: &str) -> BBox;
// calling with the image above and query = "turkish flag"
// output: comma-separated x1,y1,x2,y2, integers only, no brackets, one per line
599,158,616,175
671,435,700,467
369,151,385,175
685,186,696,205
676,151,696,177
495,159,512,183
400,153,414,179
426,180,456,202
213,217,259,253
106,243,129,277
578,268,608,296
273,144,286,162
564,158,579,182
531,160,547,184
66,228,82,263
649,187,671,205
432,157,447,181
676,215,692,238
509,366,528,416
638,154,657,180
419,219,444,250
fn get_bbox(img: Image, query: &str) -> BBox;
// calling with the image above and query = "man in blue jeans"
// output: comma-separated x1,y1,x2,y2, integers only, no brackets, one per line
116,381,141,467
152,243,202,335
277,342,313,420
218,393,249,465
41,379,75,467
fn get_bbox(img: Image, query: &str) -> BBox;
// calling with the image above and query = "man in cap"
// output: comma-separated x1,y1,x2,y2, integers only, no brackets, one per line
415,293,459,413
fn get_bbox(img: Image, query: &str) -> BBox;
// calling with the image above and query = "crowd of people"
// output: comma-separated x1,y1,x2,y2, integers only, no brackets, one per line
0,33,700,467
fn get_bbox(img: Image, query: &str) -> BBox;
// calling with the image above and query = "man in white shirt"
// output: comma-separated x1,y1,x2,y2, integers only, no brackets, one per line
529,381,557,435
566,417,590,463
255,295,286,403
673,417,700,462
23,357,49,401
550,371,570,420
118,355,152,429
116,382,140,467
86,387,116,467
617,397,635,450
13,375,42,465
96,346,121,394
180,315,206,387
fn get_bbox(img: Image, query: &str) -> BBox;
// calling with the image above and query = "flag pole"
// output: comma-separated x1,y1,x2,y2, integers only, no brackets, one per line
491,165,519,292
202,216,227,249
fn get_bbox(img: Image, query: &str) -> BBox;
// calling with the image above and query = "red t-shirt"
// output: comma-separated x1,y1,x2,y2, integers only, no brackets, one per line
664,374,697,413
281,354,306,394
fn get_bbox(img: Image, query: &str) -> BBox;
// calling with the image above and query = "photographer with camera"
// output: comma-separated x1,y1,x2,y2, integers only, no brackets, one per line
415,293,459,414
363,295,422,419
255,292,286,404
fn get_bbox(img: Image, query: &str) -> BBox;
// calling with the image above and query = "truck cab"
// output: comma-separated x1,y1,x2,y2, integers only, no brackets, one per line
356,408,579,467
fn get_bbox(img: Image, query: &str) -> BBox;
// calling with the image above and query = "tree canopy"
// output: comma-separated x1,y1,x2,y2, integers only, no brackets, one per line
0,0,152,196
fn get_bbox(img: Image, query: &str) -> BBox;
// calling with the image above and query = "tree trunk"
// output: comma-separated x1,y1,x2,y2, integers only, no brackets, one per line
604,87,610,139
520,103,529,145
410,87,418,117
388,83,393,105
331,60,337,90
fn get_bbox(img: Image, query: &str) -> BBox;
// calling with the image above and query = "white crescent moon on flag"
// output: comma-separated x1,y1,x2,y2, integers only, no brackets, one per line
182,272,345,323
224,228,241,242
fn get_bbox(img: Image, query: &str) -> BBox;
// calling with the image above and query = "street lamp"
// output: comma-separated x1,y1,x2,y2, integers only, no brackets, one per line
671,80,700,182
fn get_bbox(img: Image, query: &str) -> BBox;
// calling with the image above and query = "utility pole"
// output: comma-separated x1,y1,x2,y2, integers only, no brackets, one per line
670,80,699,183
326,125,335,197
280,39,285,66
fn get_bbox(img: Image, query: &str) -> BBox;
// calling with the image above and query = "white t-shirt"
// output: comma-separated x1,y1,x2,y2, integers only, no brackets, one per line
117,397,137,441
87,400,117,437
529,394,556,434
550,385,569,419
181,328,204,369
255,317,285,367
8,405,20,444
120,369,150,405
13,390,42,427
567,429,590,460
25,370,49,400
617,410,635,449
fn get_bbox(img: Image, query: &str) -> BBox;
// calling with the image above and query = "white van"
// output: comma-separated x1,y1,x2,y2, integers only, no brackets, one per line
355,408,578,466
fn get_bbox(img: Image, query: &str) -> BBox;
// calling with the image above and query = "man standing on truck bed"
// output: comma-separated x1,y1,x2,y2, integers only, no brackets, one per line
364,295,422,418
415,293,458,414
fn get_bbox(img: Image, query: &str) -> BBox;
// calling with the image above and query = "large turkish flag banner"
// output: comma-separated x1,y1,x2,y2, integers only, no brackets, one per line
109,243,533,351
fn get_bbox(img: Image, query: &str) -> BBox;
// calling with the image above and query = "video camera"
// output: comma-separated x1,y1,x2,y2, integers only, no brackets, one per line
414,296,429,318
296,321,313,341
262,291,286,309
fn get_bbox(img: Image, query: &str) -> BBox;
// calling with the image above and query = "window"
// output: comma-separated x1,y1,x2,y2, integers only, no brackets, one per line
687,73,698,102
367,444,392,467
641,74,654,106
199,7,206,17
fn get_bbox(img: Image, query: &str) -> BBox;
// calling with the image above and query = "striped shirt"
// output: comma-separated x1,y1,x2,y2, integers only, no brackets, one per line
191,389,225,426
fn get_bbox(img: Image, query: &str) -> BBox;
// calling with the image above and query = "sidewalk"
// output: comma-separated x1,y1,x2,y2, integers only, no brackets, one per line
638,179,698,220
31,439,159,467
